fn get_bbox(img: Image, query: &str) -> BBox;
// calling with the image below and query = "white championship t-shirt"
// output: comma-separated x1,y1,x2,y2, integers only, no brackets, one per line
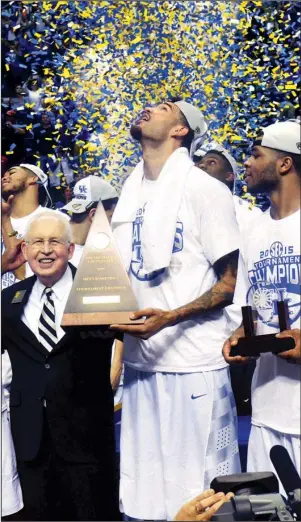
123,170,241,373
234,209,301,435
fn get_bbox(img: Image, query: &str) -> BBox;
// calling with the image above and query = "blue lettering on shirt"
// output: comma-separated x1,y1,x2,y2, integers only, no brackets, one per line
130,205,184,281
246,242,301,328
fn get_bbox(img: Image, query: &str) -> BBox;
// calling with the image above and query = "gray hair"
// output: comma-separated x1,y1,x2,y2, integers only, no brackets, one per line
24,210,72,242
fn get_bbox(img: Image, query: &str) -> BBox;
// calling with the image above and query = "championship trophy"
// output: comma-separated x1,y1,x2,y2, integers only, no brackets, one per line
230,294,295,357
62,201,144,327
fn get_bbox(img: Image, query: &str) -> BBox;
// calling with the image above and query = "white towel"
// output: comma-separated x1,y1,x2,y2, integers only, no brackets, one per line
112,147,195,274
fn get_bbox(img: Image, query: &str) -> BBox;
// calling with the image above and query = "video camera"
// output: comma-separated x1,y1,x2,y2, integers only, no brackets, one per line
211,446,301,521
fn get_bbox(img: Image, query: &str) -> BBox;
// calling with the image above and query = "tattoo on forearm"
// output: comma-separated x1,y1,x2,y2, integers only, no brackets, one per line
174,280,234,324
172,250,239,325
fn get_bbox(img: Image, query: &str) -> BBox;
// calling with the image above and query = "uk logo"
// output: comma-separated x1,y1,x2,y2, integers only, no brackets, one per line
130,206,184,281
78,185,87,194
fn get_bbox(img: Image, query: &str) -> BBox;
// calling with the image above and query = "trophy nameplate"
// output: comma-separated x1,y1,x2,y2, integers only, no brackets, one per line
230,300,295,357
62,201,144,327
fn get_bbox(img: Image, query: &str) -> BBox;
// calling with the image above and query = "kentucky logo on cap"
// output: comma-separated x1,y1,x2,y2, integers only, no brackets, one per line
78,185,88,194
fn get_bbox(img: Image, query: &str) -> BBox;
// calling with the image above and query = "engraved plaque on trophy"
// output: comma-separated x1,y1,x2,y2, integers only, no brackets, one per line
230,300,295,357
61,201,144,327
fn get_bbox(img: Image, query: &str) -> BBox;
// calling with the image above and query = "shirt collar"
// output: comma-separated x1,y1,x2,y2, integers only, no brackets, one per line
36,265,73,301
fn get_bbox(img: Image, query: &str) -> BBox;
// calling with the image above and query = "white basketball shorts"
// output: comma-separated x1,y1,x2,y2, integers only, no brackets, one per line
119,366,241,520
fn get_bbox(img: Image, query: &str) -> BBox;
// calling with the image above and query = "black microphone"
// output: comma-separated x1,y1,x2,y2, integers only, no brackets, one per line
270,445,301,519
270,445,301,495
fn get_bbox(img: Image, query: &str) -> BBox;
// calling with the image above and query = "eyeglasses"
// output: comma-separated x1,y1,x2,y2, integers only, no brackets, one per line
26,239,69,250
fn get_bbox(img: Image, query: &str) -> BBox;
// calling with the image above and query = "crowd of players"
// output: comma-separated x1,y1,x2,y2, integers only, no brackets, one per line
1,95,300,522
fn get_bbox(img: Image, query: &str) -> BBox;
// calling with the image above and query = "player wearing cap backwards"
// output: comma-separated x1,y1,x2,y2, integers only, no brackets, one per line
61,175,119,267
1,163,53,289
195,143,262,232
223,120,301,486
110,99,241,520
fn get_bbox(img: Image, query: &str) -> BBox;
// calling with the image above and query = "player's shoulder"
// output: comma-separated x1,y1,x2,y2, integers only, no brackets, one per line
186,166,232,203
234,196,262,214
241,207,271,247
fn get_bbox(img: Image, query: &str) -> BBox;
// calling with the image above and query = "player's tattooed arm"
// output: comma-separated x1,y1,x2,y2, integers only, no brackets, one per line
110,250,239,339
170,249,239,325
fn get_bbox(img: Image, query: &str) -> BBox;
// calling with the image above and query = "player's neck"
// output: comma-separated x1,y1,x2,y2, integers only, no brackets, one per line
269,179,301,220
142,141,180,180
11,191,40,219
70,221,89,246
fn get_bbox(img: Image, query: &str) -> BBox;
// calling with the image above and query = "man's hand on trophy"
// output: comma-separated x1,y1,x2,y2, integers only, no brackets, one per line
275,329,300,365
110,308,174,340
222,326,252,364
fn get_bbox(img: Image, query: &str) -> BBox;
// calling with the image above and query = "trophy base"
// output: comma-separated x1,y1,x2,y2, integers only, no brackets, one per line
62,311,145,327
230,334,295,357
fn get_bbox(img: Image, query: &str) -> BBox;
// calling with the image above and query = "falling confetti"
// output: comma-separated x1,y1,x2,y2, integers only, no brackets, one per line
2,0,300,205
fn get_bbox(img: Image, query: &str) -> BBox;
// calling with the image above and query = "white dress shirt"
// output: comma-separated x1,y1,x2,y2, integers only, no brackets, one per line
21,265,73,348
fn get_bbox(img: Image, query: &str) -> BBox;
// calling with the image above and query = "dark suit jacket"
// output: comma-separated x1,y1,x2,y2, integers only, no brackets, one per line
2,264,116,464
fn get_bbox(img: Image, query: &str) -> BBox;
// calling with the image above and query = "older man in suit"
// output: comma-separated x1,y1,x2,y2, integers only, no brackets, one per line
2,211,120,521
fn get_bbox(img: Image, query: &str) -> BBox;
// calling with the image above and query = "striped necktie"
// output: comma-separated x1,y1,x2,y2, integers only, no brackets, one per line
38,288,57,351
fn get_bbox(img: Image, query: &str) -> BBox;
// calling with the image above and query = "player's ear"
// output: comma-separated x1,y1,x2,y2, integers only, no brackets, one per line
171,125,189,139
88,208,96,222
225,172,235,184
278,155,293,176
28,174,39,187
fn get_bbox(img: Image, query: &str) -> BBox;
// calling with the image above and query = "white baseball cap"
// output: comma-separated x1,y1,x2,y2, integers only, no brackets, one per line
20,163,52,207
193,142,238,176
62,175,118,214
174,100,208,139
254,119,301,154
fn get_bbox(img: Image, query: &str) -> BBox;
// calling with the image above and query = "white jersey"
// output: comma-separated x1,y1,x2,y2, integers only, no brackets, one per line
124,171,240,373
234,209,301,435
